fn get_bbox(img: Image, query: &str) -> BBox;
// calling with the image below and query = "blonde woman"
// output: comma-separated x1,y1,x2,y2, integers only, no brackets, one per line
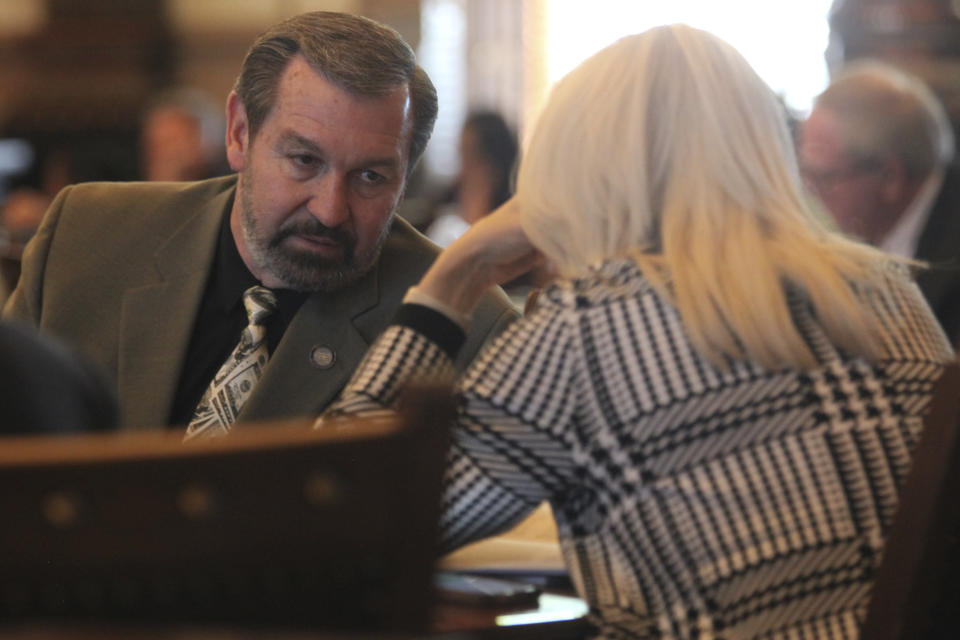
322,24,952,638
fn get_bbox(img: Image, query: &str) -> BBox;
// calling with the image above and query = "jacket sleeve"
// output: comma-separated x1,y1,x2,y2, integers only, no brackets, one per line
321,300,578,553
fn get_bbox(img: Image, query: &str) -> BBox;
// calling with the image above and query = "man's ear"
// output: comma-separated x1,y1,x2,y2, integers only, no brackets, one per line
225,91,249,172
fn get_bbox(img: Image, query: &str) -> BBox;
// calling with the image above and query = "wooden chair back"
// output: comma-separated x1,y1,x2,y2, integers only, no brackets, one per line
861,362,960,638
0,386,453,633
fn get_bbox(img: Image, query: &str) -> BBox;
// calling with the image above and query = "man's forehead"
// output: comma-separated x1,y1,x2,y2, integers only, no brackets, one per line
269,57,413,153
800,108,848,162
277,57,410,114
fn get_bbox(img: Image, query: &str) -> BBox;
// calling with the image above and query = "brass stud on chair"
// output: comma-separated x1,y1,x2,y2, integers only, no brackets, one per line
42,490,82,528
177,483,216,519
303,471,342,506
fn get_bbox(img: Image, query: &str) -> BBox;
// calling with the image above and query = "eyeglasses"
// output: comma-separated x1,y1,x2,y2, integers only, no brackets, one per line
800,160,882,195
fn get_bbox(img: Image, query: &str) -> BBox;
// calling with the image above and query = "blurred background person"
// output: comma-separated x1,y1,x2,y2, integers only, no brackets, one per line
139,87,227,182
0,86,226,298
325,24,953,637
799,61,960,340
0,147,75,299
425,110,551,305
426,109,518,247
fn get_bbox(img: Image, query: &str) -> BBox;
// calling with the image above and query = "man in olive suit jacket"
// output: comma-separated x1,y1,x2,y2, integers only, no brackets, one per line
4,12,517,431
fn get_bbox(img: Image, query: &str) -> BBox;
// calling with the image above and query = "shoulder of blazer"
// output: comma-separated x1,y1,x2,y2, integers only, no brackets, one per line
54,175,238,230
44,176,235,273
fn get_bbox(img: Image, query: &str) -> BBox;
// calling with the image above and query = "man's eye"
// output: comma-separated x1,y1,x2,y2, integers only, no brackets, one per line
291,154,317,168
359,170,386,184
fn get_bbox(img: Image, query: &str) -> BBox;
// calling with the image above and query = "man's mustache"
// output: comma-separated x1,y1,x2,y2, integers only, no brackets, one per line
272,219,353,248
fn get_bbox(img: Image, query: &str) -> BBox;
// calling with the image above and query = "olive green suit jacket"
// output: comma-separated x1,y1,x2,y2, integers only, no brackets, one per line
4,175,518,429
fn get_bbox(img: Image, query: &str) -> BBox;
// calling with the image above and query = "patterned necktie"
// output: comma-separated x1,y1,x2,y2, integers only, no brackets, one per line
184,285,278,441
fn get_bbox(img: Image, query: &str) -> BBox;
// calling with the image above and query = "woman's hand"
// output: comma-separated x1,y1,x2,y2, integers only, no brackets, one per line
419,199,544,316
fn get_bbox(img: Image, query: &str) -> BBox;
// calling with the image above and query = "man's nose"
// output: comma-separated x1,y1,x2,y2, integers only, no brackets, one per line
306,175,350,227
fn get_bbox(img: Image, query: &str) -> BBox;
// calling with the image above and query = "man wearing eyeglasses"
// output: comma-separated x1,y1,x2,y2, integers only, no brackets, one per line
799,60,960,340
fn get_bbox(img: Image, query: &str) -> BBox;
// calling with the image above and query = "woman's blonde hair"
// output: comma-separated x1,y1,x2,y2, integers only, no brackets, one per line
517,24,898,370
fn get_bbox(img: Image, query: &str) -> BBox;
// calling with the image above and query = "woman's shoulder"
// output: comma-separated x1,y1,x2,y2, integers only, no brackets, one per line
539,257,658,309
873,263,954,361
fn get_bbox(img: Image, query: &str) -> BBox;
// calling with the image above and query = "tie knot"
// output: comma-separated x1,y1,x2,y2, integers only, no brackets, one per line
242,286,278,326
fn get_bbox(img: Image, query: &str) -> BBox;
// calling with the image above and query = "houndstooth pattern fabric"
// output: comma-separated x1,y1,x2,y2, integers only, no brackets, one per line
184,285,277,441
326,259,952,639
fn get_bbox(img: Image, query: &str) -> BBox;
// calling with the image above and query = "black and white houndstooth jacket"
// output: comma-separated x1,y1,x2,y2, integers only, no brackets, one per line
325,258,953,639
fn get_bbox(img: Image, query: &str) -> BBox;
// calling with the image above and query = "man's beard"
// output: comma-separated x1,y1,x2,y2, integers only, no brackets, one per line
239,174,393,292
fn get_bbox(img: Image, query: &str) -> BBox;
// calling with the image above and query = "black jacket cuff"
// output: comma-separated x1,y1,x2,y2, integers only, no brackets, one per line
393,303,467,360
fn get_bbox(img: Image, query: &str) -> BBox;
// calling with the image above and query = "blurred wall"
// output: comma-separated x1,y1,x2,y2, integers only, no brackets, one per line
0,0,421,186
827,0,960,138
168,0,421,113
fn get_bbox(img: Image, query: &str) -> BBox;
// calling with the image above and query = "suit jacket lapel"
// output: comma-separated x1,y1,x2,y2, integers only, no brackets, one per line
915,169,960,308
236,216,443,424
238,269,380,423
118,187,232,429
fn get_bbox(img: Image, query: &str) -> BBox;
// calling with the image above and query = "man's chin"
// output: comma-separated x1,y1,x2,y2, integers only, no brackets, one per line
267,255,373,293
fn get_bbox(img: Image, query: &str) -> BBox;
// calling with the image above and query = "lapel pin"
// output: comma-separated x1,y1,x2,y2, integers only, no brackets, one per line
309,344,336,370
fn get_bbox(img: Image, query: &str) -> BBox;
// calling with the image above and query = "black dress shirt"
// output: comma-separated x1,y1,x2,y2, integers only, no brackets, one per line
167,212,307,426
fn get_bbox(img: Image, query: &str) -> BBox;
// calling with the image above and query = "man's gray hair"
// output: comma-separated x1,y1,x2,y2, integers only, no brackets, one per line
814,60,955,179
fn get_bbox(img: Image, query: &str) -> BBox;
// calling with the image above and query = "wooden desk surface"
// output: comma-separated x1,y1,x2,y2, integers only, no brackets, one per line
0,592,589,639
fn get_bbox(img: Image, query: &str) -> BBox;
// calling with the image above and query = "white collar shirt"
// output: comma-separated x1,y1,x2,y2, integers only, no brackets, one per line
880,170,944,258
